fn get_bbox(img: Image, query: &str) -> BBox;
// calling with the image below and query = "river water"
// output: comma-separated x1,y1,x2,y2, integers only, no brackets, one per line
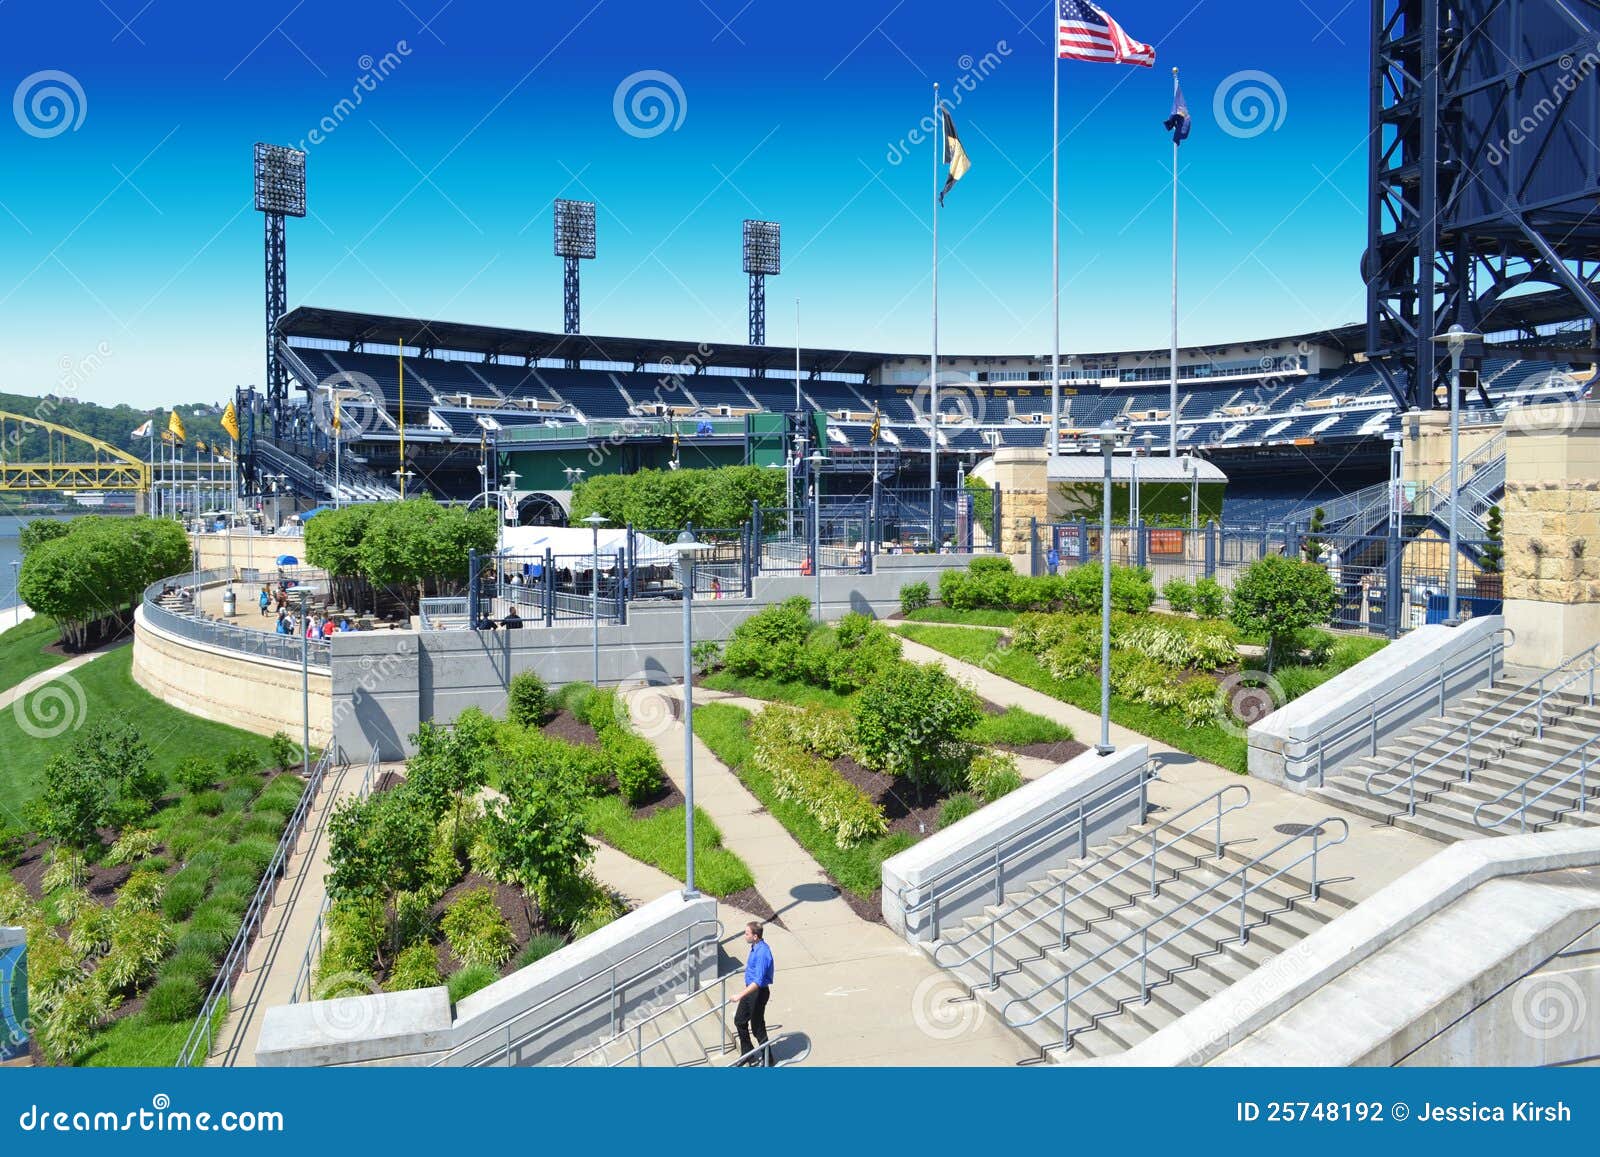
0,514,76,610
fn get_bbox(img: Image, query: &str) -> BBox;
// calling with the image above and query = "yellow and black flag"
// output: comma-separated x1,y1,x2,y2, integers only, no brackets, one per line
167,410,186,445
938,108,971,205
220,401,240,442
870,407,882,444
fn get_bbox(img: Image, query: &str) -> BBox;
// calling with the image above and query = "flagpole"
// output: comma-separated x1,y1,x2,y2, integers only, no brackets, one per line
931,81,941,545
1169,66,1180,459
398,343,406,499
1050,21,1061,466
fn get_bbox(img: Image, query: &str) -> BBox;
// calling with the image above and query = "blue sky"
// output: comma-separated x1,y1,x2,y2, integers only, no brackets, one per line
0,0,1372,409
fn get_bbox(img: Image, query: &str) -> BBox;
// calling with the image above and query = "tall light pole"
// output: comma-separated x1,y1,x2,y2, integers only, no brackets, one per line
1433,325,1481,627
477,464,491,511
672,530,713,898
1097,424,1128,755
288,583,314,777
1181,453,1199,530
582,512,607,687
1132,432,1154,528
1384,429,1405,527
9,559,18,629
808,450,825,621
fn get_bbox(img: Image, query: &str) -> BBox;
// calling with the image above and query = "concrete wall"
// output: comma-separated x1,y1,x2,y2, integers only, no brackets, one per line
188,530,306,574
0,927,26,1066
1247,615,1504,792
882,745,1151,943
333,559,971,762
1102,828,1600,1067
132,607,334,746
256,891,718,1067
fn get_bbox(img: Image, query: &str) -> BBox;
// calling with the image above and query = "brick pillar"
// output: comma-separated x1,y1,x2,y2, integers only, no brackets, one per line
1503,402,1600,668
988,448,1049,565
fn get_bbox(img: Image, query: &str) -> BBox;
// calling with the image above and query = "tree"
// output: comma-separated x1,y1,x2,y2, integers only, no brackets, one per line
405,710,497,829
479,759,594,927
17,518,70,554
31,755,107,851
569,465,786,532
1229,555,1338,670
304,504,376,611
325,789,435,927
1481,505,1505,575
853,661,983,788
358,497,498,610
1302,507,1327,563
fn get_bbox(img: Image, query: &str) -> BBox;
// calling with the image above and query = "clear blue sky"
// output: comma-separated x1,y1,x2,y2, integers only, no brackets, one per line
0,0,1372,410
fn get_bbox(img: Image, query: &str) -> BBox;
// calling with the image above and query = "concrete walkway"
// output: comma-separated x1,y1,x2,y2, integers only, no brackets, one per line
209,759,390,1067
0,639,123,712
895,635,1445,904
620,685,1036,1066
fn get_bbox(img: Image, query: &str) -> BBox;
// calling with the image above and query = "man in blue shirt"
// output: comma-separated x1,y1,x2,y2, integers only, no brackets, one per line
734,921,774,1065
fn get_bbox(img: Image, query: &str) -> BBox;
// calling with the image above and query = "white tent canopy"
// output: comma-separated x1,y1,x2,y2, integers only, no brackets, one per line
496,524,676,564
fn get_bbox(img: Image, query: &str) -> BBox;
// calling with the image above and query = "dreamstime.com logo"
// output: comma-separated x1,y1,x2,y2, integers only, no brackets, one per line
911,374,989,437
1511,971,1589,1043
13,70,86,138
15,1094,284,1134
613,70,687,139
1213,70,1287,139
309,371,386,444
12,673,88,740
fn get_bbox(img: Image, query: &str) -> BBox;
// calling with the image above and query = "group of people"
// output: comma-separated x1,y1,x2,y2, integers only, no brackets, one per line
274,610,352,638
473,607,523,631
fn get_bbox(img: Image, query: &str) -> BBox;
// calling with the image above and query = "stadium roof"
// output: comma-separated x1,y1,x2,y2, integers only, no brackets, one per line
278,306,891,378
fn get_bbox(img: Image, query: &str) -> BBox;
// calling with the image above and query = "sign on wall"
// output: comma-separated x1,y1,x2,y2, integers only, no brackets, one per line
1149,529,1185,556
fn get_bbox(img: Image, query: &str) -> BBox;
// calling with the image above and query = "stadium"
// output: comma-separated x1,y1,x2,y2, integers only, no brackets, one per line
9,0,1600,1095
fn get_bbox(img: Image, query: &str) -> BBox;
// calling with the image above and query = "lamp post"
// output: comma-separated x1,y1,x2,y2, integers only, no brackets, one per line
8,559,18,630
287,583,314,778
476,464,492,512
582,512,607,687
393,468,414,498
808,450,825,621
1132,432,1154,528
1432,324,1481,627
1384,429,1405,527
1179,453,1199,530
1096,424,1129,755
672,530,714,898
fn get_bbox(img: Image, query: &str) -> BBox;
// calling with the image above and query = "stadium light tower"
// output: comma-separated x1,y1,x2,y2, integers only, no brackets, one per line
554,199,596,368
743,220,781,348
254,143,307,440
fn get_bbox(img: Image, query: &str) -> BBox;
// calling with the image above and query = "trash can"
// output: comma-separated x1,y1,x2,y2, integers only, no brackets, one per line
221,587,237,618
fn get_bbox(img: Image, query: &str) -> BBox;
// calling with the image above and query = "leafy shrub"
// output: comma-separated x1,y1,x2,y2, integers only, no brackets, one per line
571,885,628,938
160,949,217,988
385,943,444,992
0,877,35,925
853,662,982,787
144,975,204,1024
750,703,857,761
172,756,218,795
222,747,260,778
103,828,161,867
899,581,931,614
692,639,723,676
394,889,437,948
966,752,1024,803
1192,577,1228,619
67,905,114,958
222,785,257,814
507,670,551,728
1119,621,1238,670
1229,555,1338,669
440,887,515,970
100,911,174,993
446,963,499,1004
819,614,902,694
723,596,814,681
40,848,88,894
1061,563,1155,615
268,731,299,771
518,933,567,968
0,823,23,870
939,794,980,829
113,869,166,916
748,724,888,848
601,727,665,806
35,979,117,1065
1163,577,1196,613
320,898,384,980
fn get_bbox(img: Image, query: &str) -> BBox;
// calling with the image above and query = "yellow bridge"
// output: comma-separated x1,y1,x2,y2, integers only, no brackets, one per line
0,410,151,492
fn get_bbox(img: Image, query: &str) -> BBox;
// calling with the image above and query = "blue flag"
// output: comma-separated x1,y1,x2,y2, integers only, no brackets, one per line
1164,82,1191,144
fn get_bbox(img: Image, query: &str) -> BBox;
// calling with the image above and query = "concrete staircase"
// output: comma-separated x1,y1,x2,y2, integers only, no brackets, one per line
1316,681,1600,842
565,984,739,1068
928,823,1352,1062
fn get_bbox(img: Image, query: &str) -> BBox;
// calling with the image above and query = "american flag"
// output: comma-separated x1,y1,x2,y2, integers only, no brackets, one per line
1059,0,1156,67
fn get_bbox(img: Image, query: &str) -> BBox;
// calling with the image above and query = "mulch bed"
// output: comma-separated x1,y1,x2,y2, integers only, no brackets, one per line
722,886,782,928
1005,738,1089,764
427,872,541,980
631,780,684,820
830,756,947,839
372,770,407,794
541,709,600,749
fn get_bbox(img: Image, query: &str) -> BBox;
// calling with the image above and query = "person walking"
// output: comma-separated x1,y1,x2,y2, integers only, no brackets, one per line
259,586,271,616
733,921,774,1066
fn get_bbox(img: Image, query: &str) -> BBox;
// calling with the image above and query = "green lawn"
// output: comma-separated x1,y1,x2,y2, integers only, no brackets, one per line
0,614,67,693
700,672,856,710
0,646,274,829
967,705,1073,747
892,623,1386,774
692,702,914,901
900,607,1021,627
584,795,754,897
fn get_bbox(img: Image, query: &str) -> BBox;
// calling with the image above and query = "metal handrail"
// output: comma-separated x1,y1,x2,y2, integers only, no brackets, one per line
427,919,723,1067
289,748,380,1005
174,746,340,1067
934,784,1251,989
1003,817,1350,1053
1366,640,1600,816
1474,734,1599,833
563,972,737,1068
142,570,332,667
896,761,1158,939
1282,626,1513,786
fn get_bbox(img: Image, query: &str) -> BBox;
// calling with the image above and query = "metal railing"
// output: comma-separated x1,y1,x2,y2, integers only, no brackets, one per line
1002,817,1349,1053
935,784,1251,990
175,746,341,1067
563,972,737,1067
289,748,380,1006
1282,626,1513,787
897,762,1158,942
1365,639,1600,815
1474,733,1599,833
143,571,332,667
427,919,722,1067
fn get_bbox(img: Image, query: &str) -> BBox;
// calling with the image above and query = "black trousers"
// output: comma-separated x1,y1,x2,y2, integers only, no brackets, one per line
734,986,770,1062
